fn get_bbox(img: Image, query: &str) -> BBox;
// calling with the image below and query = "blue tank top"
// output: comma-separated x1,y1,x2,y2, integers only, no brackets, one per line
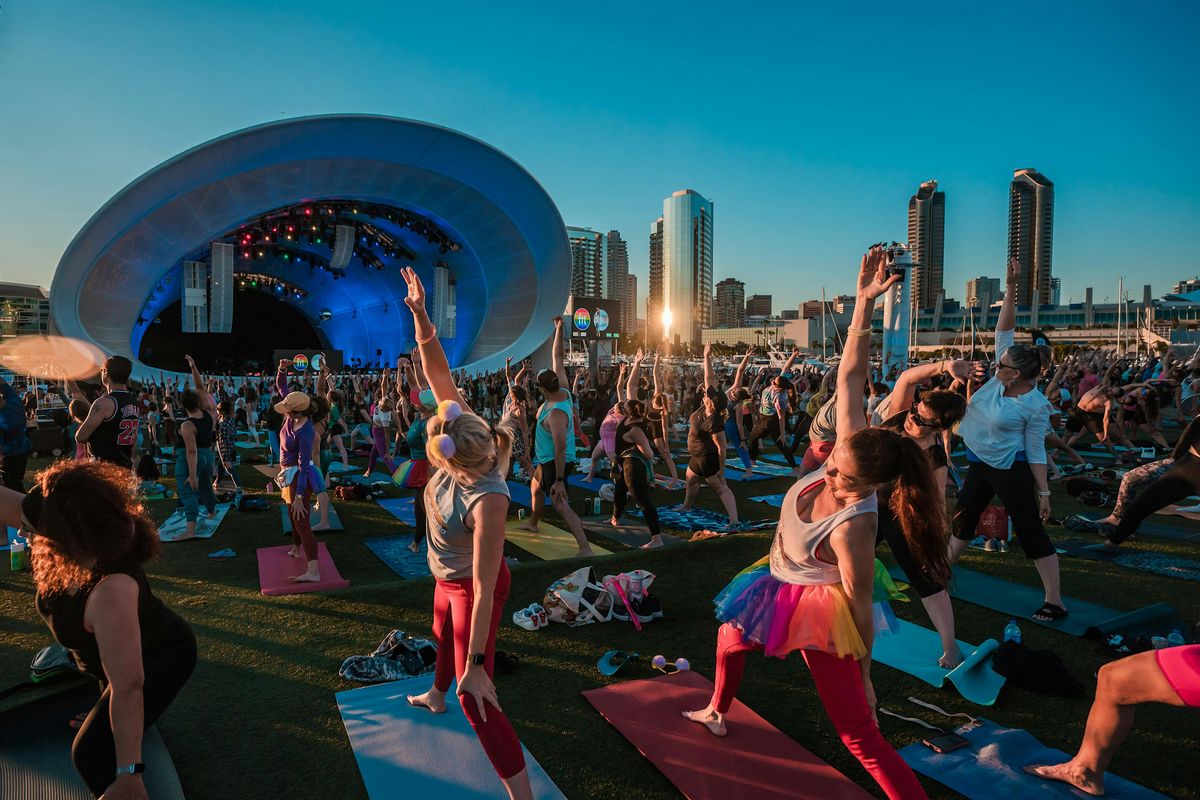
406,416,429,460
535,393,576,466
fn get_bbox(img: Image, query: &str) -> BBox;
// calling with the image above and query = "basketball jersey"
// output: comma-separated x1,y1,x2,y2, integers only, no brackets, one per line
89,390,139,468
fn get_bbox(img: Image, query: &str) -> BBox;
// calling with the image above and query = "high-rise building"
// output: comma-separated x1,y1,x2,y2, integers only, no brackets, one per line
966,276,1001,306
0,283,50,341
660,189,714,345
1050,277,1062,307
714,278,745,327
626,274,637,337
1007,168,1054,308
1173,277,1200,295
745,294,772,318
566,226,607,298
606,230,630,331
908,180,946,311
647,217,664,341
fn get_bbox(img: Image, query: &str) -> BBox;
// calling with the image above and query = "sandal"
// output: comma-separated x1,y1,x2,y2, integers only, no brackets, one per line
1032,602,1069,622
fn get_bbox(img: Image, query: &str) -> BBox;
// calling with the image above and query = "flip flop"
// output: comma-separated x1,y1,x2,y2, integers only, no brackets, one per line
597,649,639,676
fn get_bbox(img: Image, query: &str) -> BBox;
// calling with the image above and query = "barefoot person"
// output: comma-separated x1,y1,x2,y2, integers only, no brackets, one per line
396,267,534,800
609,353,666,548
72,355,140,469
1,460,197,800
275,359,322,583
175,356,219,539
516,315,593,556
678,344,740,526
683,247,941,800
1027,646,1198,796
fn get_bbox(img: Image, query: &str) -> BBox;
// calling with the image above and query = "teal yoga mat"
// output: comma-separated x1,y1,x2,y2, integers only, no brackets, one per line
888,563,1178,637
364,536,431,579
751,494,786,507
898,718,1168,799
337,676,565,800
281,503,344,533
872,620,1006,705
377,497,416,526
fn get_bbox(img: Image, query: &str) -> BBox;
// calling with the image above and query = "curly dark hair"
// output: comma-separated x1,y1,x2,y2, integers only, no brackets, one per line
30,460,161,594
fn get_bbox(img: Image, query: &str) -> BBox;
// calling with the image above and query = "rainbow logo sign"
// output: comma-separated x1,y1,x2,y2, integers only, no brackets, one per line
573,308,592,331
292,354,309,371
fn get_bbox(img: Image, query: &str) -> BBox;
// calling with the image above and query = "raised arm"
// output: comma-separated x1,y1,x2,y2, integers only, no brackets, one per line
401,267,470,411
891,358,975,410
997,256,1019,335
779,346,799,378
731,348,753,391
652,351,662,397
837,246,896,436
626,350,644,402
551,316,567,388
185,355,215,414
702,343,716,391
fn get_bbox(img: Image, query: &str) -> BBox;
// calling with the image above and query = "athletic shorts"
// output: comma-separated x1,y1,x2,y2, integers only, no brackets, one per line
1157,644,1200,707
535,460,575,489
1066,408,1101,434
688,452,721,479
801,440,835,473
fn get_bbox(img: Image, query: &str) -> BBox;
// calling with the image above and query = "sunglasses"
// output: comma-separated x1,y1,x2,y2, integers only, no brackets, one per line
910,401,943,430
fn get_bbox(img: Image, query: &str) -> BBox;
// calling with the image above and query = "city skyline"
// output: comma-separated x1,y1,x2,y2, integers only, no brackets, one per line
1,1,1197,316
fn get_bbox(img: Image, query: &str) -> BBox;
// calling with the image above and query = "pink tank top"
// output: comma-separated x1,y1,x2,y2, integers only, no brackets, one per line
769,465,878,586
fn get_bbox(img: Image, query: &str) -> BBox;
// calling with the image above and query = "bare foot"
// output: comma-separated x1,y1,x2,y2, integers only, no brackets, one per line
516,522,539,532
938,649,964,670
286,547,303,559
312,522,331,532
641,536,665,549
206,509,218,519
1023,763,1105,796
682,707,727,737
609,516,621,526
288,571,321,583
576,546,595,557
407,689,447,714
741,470,754,481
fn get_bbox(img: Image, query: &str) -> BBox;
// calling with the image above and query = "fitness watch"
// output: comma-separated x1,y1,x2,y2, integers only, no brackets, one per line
470,652,486,666
115,763,146,777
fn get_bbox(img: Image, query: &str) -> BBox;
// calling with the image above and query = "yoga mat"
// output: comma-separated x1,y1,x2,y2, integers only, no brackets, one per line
751,493,786,508
328,461,359,473
1054,539,1136,561
888,563,1178,637
0,682,186,800
256,542,350,595
1155,501,1200,521
504,519,610,560
1112,552,1200,583
583,671,873,800
157,502,232,542
506,480,534,509
233,441,260,449
377,497,416,526
751,460,796,477
675,461,772,483
281,503,344,533
581,517,684,548
871,620,1006,705
628,504,776,534
253,463,278,481
567,473,611,492
341,472,395,487
653,475,685,491
337,676,565,800
1079,514,1200,543
898,718,1168,799
364,536,431,579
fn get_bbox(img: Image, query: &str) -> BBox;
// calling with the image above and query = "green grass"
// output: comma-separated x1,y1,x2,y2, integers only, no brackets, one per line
2,449,1198,800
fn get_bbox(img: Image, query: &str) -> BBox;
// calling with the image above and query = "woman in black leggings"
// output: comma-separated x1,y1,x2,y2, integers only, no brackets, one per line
609,399,666,548
0,460,196,799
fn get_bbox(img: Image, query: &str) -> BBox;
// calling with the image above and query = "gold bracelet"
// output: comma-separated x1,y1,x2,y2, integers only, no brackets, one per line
416,327,438,345
846,326,872,337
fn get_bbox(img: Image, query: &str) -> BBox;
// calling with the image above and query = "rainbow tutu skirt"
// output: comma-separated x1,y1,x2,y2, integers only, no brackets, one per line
714,556,900,660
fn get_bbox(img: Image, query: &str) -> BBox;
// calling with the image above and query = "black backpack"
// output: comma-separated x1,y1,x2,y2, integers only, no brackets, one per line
992,641,1085,697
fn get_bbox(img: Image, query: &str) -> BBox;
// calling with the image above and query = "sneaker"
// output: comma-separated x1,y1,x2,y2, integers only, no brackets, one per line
629,594,662,623
983,538,998,552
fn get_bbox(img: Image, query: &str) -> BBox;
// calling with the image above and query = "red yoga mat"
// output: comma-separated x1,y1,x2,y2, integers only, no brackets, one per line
583,671,873,800
256,542,350,596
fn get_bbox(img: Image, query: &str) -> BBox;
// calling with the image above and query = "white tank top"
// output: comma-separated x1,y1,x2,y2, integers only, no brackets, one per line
769,465,878,585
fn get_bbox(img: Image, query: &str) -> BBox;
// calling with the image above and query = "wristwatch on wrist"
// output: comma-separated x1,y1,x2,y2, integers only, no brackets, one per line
115,763,145,777
470,652,486,666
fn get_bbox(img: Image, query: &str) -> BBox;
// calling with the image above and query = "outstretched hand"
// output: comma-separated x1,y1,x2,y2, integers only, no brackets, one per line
1006,256,1020,285
400,267,427,315
553,316,564,330
856,245,900,301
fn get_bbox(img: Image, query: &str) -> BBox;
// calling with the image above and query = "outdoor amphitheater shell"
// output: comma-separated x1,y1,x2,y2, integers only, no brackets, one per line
49,115,571,376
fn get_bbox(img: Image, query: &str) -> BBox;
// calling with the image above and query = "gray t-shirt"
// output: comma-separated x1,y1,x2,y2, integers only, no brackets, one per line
425,466,510,581
808,393,838,443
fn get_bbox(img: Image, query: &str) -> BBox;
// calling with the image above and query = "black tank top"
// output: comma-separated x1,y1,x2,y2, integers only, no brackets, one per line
88,389,139,468
36,565,195,679
182,410,214,448
615,418,647,459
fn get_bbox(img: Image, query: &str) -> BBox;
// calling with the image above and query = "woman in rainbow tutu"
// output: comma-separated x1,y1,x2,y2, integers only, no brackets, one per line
684,246,951,800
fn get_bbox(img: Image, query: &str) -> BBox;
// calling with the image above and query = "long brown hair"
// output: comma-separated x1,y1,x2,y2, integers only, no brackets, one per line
846,427,951,587
30,460,161,594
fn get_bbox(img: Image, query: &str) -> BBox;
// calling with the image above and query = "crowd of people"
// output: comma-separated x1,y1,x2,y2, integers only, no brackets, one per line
0,250,1197,800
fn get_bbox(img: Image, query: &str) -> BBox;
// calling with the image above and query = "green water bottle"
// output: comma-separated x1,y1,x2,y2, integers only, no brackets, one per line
10,538,27,571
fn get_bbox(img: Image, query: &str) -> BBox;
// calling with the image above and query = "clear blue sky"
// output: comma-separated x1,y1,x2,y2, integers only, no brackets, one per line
2,0,1198,314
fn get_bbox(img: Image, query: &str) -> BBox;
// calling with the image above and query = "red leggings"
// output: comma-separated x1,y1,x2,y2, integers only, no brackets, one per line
288,488,316,561
432,565,525,779
711,623,927,800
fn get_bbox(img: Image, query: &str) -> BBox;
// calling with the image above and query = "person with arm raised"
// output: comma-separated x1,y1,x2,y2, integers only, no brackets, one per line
678,343,740,526
648,351,681,486
724,348,757,480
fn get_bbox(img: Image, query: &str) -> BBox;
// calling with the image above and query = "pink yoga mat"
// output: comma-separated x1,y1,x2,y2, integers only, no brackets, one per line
256,542,350,596
583,671,873,800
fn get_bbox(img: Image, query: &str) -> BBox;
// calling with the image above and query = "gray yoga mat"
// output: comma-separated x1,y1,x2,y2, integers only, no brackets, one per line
581,517,684,548
1078,514,1200,544
337,676,565,800
0,682,186,800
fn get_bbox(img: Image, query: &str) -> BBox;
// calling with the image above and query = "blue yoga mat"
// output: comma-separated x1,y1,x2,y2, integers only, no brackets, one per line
377,497,416,526
751,494,786,507
364,536,431,579
506,481,534,509
872,620,1006,705
337,677,566,800
676,461,772,483
628,504,776,534
888,563,1178,638
568,473,611,492
899,718,1168,799
750,461,795,477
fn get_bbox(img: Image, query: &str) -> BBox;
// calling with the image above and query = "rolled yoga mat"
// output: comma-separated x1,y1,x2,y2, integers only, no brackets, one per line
256,542,349,595
583,671,874,800
888,563,1179,637
337,676,566,800
377,497,416,526
898,717,1169,799
364,536,431,579
157,503,232,542
281,503,344,533
0,682,186,800
504,519,611,561
871,620,1006,705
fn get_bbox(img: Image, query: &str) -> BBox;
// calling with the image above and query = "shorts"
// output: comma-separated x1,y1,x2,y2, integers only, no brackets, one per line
688,452,721,479
1157,645,1200,707
1066,408,1101,434
801,440,835,473
535,460,575,489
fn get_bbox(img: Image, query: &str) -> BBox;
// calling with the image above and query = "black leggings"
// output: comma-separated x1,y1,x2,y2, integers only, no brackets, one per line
951,460,1055,559
613,455,661,538
876,510,945,598
413,487,428,545
73,636,198,797
748,416,796,468
1111,456,1200,545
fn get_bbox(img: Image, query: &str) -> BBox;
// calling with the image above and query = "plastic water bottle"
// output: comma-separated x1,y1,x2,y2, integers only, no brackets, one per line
1167,629,1186,647
592,497,602,516
9,538,27,571
1003,619,1021,644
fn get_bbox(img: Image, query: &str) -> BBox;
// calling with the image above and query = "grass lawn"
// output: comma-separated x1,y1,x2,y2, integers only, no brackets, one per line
2,444,1198,800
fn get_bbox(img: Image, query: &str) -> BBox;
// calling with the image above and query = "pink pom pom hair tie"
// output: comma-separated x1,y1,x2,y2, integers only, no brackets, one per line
431,433,457,459
437,400,463,421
